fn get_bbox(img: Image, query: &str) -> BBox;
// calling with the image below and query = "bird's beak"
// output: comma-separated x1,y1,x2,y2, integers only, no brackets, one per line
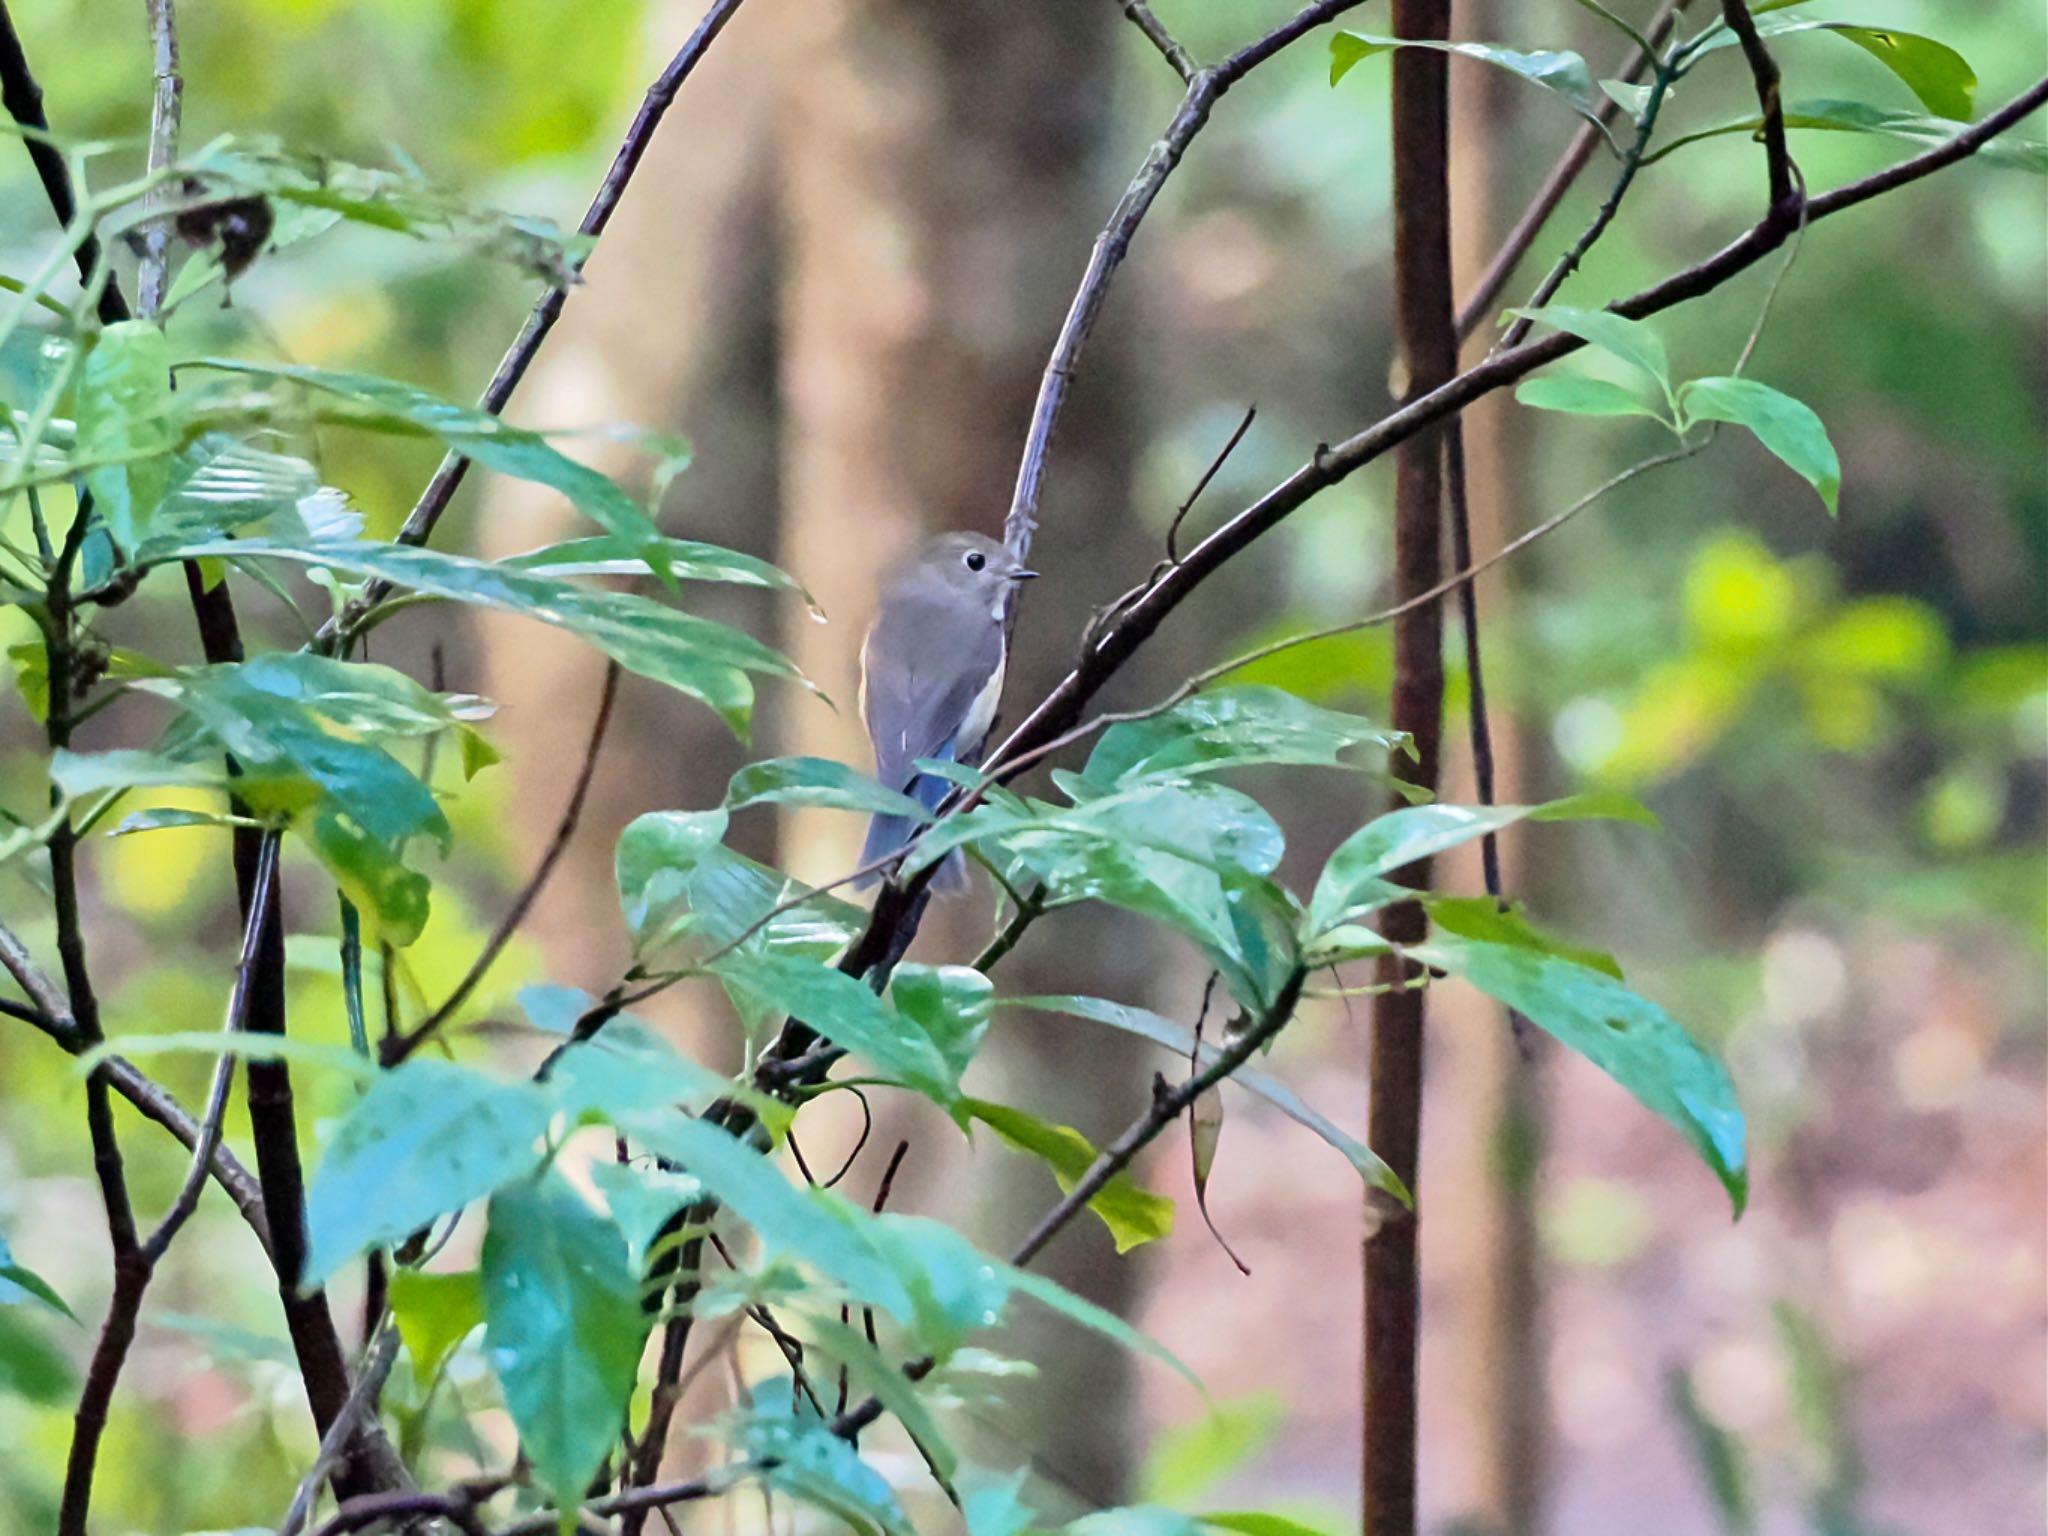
1010,568,1039,582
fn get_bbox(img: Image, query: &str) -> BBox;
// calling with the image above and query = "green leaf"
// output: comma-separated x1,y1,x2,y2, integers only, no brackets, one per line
964,1472,1041,1536
725,757,930,819
544,1017,734,1120
481,1170,650,1513
1514,374,1671,422
1013,997,1407,1204
387,1268,483,1380
917,780,1302,1010
0,1231,78,1323
888,964,995,1085
713,952,961,1103
615,811,864,1024
109,806,252,837
503,534,805,595
1203,1515,1337,1536
0,1309,75,1403
302,1059,553,1286
800,1313,959,1484
303,806,432,948
1307,796,1653,936
129,433,358,559
1508,305,1671,394
77,1031,375,1081
164,540,799,736
1668,1366,1756,1534
188,360,666,559
1331,33,1609,137
1409,931,1746,1213
1650,98,2047,175
1082,686,1402,788
75,321,175,555
1678,376,1840,514
1706,19,1976,122
620,1111,917,1324
1425,896,1623,978
963,1097,1174,1253
728,1385,913,1536
588,1160,704,1273
1141,1396,1283,1504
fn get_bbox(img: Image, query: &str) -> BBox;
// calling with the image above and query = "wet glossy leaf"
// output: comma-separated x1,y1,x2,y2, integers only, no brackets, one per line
1307,796,1653,936
889,964,994,1083
1678,376,1840,514
130,433,358,558
713,952,960,1102
728,1385,913,1536
482,1170,648,1512
1082,686,1401,788
620,1111,916,1323
544,1018,733,1120
725,757,929,819
76,321,175,555
1698,19,1975,122
190,360,664,557
164,540,799,735
1013,997,1407,1204
963,1097,1174,1253
1332,34,1608,135
504,534,804,594
303,1059,552,1285
1409,930,1746,1213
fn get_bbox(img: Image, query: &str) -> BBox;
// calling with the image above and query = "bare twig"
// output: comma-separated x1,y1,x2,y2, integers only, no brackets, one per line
1166,404,1256,563
1456,0,1691,336
0,917,69,1025
1719,0,1795,211
1117,0,1196,82
136,0,181,318
328,0,754,634
1003,0,1369,562
0,0,129,324
386,659,621,1065
141,834,279,1264
279,1324,402,1536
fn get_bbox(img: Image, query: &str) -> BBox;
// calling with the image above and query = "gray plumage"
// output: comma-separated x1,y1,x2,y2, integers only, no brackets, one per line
859,531,1036,890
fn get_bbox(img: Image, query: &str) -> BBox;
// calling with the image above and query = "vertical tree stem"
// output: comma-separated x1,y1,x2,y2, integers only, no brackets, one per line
1364,5,1456,1534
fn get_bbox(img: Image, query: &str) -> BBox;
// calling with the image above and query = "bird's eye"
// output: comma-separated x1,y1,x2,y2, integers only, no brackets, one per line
964,551,987,572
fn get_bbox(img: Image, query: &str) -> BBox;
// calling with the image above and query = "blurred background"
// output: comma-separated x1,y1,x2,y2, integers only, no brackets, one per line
0,0,2041,1532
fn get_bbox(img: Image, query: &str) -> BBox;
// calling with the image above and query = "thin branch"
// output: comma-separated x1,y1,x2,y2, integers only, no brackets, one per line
1167,404,1256,563
0,917,69,1025
1457,0,1691,336
142,834,279,1264
1443,424,1500,900
136,0,181,318
385,658,621,1065
1718,0,1794,212
307,1490,493,1536
1003,0,1369,561
278,1325,403,1536
1117,0,1196,82
976,73,2048,797
0,0,129,324
323,0,754,637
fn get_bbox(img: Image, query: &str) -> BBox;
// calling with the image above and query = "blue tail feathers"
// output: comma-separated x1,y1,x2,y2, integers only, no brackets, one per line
859,743,968,892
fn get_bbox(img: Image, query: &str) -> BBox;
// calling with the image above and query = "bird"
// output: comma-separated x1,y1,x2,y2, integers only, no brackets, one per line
858,531,1037,891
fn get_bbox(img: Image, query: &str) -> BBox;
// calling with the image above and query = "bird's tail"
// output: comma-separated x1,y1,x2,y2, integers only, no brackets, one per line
858,770,968,893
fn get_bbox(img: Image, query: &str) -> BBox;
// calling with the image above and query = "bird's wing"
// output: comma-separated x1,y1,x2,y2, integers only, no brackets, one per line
860,592,1005,794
